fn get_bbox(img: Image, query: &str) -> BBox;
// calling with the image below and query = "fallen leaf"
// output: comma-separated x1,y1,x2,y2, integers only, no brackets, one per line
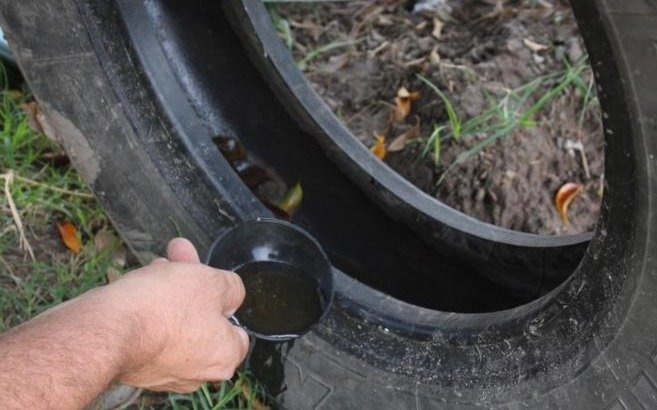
241,383,270,410
432,18,444,39
20,101,58,142
388,120,420,152
57,221,82,254
523,38,549,52
20,101,43,134
213,135,248,162
429,47,441,65
8,90,23,101
371,134,387,160
94,228,127,283
234,161,272,190
278,182,303,215
94,228,116,252
394,86,420,122
264,201,291,221
555,182,583,226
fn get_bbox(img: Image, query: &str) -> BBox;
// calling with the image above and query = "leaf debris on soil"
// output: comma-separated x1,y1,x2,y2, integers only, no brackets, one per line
270,0,604,235
555,182,583,226
57,221,82,254
371,134,387,160
393,86,420,122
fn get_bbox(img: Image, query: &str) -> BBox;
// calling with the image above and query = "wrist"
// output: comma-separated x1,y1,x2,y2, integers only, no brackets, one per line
77,285,155,379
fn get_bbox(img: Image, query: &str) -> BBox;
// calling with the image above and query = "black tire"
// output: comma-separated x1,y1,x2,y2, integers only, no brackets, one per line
1,0,656,408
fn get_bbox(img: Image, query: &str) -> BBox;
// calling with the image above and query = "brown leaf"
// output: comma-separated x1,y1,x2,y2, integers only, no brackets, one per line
393,87,420,122
263,201,291,221
523,38,549,52
241,383,270,410
555,182,583,226
94,228,127,283
57,221,82,254
371,134,387,160
388,121,420,152
8,90,23,101
429,47,441,65
20,101,58,142
20,101,43,134
432,18,444,39
212,135,248,162
277,182,303,215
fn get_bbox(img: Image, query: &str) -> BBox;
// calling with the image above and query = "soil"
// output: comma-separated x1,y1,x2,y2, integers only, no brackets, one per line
269,0,604,235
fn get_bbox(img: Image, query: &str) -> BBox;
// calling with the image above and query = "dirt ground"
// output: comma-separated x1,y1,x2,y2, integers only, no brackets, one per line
270,0,604,235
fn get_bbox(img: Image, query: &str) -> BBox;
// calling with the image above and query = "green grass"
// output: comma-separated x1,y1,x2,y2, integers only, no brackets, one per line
166,372,269,410
268,7,294,50
0,70,109,330
417,57,594,183
296,39,359,71
0,65,268,409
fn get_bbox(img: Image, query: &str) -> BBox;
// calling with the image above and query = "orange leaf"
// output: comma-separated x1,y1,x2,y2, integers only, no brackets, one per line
57,221,82,254
555,182,583,226
393,87,420,122
371,134,387,160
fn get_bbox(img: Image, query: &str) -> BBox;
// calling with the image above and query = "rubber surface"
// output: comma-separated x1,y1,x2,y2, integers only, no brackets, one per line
0,0,656,408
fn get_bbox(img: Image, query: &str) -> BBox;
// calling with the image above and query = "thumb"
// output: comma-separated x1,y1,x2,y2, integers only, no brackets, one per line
166,238,201,263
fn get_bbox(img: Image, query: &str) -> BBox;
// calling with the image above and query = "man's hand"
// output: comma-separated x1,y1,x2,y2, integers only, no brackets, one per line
0,238,249,409
113,238,249,392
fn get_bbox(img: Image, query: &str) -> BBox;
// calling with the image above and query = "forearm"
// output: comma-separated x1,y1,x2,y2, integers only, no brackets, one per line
0,287,141,409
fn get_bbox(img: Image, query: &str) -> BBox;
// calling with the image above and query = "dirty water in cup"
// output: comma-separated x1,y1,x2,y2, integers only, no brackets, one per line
233,260,324,339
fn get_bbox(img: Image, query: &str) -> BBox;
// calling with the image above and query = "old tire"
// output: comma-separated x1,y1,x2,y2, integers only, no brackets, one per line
1,0,657,408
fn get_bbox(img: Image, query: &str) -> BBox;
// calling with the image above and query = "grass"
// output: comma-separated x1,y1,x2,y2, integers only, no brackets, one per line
417,56,594,184
296,39,358,71
266,4,359,71
0,64,268,409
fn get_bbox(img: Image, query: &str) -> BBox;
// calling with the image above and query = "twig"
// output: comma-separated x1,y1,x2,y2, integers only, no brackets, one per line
0,255,17,281
1,172,94,199
2,171,36,262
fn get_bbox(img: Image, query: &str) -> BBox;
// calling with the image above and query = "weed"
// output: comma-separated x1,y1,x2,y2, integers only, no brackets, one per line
416,76,461,140
268,8,294,50
166,371,269,410
418,57,592,183
297,39,358,71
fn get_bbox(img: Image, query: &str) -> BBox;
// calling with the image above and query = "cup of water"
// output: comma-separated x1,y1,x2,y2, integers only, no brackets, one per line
206,218,333,341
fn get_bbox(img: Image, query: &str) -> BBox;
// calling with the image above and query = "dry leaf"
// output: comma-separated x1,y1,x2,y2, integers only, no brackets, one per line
432,18,444,39
393,86,420,122
388,120,420,152
20,101,43,134
555,182,583,226
57,221,82,254
523,38,549,52
94,229,127,283
371,134,387,160
241,383,270,410
8,90,23,100
429,47,441,65
278,182,303,215
20,101,58,142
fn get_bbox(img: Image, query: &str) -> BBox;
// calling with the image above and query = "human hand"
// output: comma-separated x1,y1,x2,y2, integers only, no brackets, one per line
105,238,248,392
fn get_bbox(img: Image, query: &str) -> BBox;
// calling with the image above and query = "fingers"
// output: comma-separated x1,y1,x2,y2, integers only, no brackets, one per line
207,323,249,381
167,238,200,263
217,271,246,316
233,325,250,363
